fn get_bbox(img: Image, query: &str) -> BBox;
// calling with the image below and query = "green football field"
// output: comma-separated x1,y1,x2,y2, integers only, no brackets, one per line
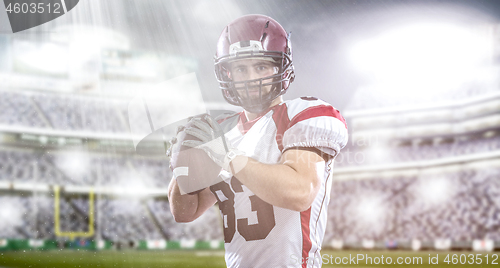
1,249,499,267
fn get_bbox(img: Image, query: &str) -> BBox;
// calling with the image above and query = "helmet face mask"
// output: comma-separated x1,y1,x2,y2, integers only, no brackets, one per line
215,50,293,113
214,15,295,114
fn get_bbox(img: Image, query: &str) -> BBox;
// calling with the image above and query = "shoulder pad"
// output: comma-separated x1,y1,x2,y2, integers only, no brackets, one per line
285,97,346,128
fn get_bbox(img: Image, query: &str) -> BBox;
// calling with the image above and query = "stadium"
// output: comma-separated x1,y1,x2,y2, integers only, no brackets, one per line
1,0,500,267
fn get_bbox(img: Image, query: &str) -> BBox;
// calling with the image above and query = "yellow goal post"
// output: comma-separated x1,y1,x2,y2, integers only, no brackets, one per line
53,186,95,240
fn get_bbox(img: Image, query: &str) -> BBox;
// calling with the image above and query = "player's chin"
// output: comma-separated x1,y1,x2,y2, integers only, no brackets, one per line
246,94,262,100
235,93,261,103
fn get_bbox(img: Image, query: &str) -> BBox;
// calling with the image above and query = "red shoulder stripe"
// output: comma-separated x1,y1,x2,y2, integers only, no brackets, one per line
289,105,347,129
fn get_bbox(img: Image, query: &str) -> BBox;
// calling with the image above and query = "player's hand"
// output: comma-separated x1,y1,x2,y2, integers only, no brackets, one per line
165,125,184,165
182,114,244,174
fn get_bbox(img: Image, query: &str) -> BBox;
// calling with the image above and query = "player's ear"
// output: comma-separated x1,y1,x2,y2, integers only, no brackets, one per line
273,65,279,75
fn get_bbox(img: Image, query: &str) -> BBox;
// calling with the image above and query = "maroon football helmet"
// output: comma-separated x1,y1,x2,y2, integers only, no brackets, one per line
214,14,295,113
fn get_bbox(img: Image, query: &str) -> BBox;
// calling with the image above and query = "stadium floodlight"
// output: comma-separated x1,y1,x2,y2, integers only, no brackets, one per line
351,23,491,96
47,25,131,81
16,42,69,75
51,25,130,51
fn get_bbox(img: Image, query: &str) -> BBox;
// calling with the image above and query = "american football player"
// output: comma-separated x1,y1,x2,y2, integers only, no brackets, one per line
168,14,348,268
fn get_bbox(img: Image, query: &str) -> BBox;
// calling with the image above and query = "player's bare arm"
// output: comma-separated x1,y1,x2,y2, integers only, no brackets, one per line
167,177,216,222
177,115,329,212
229,148,325,212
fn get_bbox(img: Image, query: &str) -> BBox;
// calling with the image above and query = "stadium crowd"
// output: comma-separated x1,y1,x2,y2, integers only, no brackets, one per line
0,87,498,246
346,81,499,111
0,90,129,132
327,168,500,242
336,133,500,167
0,149,169,187
0,195,223,243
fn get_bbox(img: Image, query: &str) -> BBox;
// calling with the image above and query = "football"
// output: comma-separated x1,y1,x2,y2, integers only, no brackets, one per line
169,115,223,195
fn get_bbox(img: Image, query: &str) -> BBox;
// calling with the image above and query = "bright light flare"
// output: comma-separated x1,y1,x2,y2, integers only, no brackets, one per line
119,173,147,188
365,142,391,164
55,151,90,179
17,42,69,74
351,23,491,94
114,170,156,198
0,198,25,230
355,194,386,232
415,176,455,206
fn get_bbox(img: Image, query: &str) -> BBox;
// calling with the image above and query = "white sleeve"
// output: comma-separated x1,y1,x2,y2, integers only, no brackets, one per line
282,116,347,157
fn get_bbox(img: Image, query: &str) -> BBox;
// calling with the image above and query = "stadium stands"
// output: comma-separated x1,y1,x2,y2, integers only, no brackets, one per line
0,195,223,243
0,148,169,187
0,90,129,132
0,83,498,249
327,168,500,242
346,79,499,111
336,133,500,167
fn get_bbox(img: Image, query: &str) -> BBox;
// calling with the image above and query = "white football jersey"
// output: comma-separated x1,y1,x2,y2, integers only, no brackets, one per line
210,97,348,268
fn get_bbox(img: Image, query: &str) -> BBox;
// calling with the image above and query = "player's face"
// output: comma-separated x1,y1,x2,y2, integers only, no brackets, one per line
228,59,279,100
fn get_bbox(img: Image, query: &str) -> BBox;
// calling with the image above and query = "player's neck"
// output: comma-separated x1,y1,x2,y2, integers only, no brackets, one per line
244,96,283,121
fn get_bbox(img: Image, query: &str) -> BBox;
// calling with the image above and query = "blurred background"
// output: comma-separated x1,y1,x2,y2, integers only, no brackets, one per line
0,0,500,266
